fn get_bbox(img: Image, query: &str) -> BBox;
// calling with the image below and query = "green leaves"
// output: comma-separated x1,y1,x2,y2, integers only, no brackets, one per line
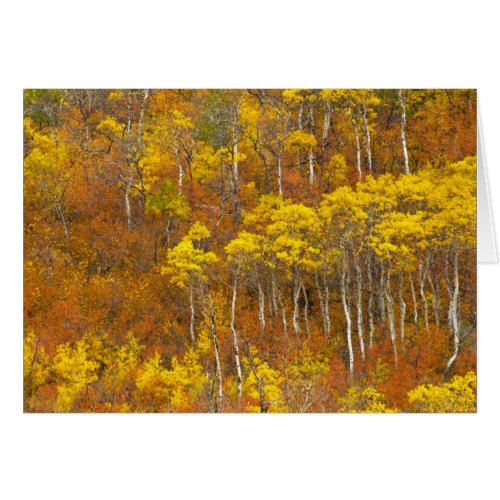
146,178,190,219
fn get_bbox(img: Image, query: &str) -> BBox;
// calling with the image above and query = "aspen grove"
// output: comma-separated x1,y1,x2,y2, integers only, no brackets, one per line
24,89,477,413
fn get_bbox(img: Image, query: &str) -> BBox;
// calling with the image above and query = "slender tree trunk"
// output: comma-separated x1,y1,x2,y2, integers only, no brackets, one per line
355,259,365,363
271,270,279,318
207,290,223,411
301,282,311,338
134,90,149,212
125,169,133,230
367,253,375,349
322,101,331,151
362,105,372,172
258,281,266,336
350,109,362,181
174,145,183,192
231,116,241,222
230,275,243,402
323,277,332,337
272,270,287,336
315,272,326,334
398,89,410,175
418,257,429,330
385,265,398,367
426,252,441,326
445,247,461,376
292,274,301,337
308,103,315,186
409,272,419,332
341,255,354,377
276,152,283,196
125,91,134,230
189,284,195,345
56,201,69,248
379,261,386,333
308,147,315,186
277,291,287,337
315,272,330,336
200,285,223,411
165,216,173,249
398,270,406,347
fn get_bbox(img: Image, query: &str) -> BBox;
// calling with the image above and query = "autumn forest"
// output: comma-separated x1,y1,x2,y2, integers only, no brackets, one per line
23,89,477,413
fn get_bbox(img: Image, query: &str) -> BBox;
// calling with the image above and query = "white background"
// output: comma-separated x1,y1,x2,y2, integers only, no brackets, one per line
1,1,499,498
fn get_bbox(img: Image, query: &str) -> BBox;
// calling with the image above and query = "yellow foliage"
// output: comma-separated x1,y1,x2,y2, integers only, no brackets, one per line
242,194,289,232
284,129,317,151
96,116,124,138
191,144,229,184
225,231,264,269
267,203,321,271
243,350,286,412
136,350,205,412
370,211,427,267
108,90,124,101
338,386,398,413
99,334,143,403
288,346,329,383
52,334,103,412
187,221,211,241
323,154,349,188
407,372,476,413
282,89,304,104
239,93,261,127
24,328,50,398
24,125,72,202
161,223,217,288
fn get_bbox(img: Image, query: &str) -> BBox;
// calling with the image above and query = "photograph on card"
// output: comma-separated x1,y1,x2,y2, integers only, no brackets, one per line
23,89,476,413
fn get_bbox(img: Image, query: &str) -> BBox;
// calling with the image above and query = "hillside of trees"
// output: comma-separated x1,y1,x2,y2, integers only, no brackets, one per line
23,89,477,412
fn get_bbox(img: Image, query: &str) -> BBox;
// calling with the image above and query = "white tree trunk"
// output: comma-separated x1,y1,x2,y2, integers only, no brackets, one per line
258,281,266,336
315,272,331,336
276,153,283,196
379,262,386,331
398,89,410,175
175,145,183,192
418,258,429,330
362,105,372,172
189,284,195,345
322,101,331,151
272,270,287,336
409,272,419,332
278,292,288,337
292,275,301,337
231,117,240,221
367,254,375,349
355,260,365,363
301,282,311,338
271,270,279,317
230,276,243,402
350,109,362,181
341,259,354,377
200,285,223,412
445,248,461,376
398,271,406,346
323,280,331,337
385,267,398,367
308,147,315,186
208,292,223,411
426,253,441,326
125,170,133,230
